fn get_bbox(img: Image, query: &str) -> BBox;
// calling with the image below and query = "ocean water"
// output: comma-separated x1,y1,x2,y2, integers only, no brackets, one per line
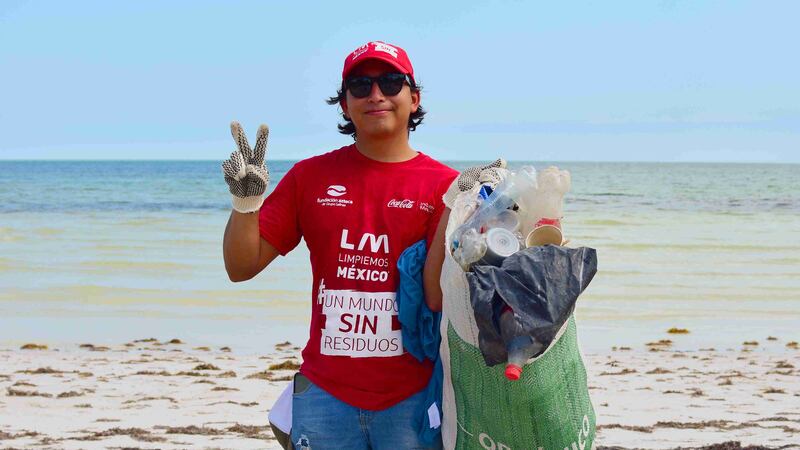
1,160,798,354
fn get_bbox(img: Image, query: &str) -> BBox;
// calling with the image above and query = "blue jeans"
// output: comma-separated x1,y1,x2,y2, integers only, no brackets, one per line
290,374,441,450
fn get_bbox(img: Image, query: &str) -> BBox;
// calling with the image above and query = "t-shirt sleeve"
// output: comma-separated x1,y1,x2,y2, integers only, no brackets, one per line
425,170,459,250
258,166,303,256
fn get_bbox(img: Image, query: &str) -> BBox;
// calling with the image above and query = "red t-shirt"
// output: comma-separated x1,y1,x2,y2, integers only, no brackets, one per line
259,144,457,410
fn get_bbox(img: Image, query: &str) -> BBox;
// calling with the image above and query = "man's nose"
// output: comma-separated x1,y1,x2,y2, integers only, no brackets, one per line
366,80,385,101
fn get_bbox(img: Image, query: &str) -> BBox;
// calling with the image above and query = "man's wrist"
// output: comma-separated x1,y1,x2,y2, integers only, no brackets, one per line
232,195,264,213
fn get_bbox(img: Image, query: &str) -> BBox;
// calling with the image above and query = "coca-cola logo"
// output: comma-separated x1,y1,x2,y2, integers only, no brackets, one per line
387,198,414,208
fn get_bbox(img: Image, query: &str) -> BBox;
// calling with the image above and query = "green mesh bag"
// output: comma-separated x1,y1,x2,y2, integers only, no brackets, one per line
439,176,597,450
445,318,595,450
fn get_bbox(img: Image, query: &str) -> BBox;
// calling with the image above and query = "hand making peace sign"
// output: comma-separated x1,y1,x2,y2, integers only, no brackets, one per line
222,121,270,213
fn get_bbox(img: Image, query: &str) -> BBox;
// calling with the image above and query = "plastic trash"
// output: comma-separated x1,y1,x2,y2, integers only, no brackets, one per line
463,165,536,233
452,228,487,269
466,245,597,367
479,228,520,267
498,305,545,380
441,162,598,448
518,167,571,242
478,184,493,201
484,209,520,232
452,166,537,267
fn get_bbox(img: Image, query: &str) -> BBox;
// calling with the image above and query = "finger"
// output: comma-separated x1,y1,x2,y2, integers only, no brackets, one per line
221,151,247,180
230,121,252,160
482,158,506,171
456,166,482,192
478,167,503,185
252,124,269,166
244,164,269,196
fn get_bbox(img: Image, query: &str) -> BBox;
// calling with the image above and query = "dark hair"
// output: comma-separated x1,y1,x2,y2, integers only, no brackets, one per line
326,79,426,139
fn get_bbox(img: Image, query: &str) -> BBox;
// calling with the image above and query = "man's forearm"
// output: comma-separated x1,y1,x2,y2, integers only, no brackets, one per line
223,210,262,281
423,208,450,312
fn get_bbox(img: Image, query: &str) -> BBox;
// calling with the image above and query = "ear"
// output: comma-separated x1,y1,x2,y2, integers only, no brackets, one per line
410,89,420,114
340,98,350,120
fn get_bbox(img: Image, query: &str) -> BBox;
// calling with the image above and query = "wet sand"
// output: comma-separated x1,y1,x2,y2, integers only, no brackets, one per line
1,338,798,449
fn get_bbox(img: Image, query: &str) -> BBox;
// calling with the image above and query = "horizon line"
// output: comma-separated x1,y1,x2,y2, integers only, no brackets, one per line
0,158,796,165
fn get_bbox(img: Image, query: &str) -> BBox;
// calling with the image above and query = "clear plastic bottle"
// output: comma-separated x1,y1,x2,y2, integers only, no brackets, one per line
499,305,544,381
452,167,537,267
463,166,536,234
517,166,571,240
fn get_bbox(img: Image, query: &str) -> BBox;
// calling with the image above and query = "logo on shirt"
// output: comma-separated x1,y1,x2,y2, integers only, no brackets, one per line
316,278,403,358
327,185,347,197
337,229,391,282
340,229,389,253
387,198,414,209
317,185,352,207
419,202,434,213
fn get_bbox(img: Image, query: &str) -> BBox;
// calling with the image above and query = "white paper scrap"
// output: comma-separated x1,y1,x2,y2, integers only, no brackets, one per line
427,402,441,429
268,380,293,433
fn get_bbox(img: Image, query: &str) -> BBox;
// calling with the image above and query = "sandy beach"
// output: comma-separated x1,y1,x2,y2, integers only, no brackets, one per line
1,337,798,450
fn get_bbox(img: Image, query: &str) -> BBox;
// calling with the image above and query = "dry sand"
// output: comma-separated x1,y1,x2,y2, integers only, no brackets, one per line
587,341,799,449
1,338,798,449
1,339,298,449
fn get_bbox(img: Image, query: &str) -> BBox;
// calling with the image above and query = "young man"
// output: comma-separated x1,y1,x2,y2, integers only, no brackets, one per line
222,41,457,449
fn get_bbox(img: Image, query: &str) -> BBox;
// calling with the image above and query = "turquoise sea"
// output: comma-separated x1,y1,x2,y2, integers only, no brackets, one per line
1,160,798,354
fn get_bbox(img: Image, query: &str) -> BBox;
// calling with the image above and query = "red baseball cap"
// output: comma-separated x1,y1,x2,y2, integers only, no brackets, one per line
342,41,415,84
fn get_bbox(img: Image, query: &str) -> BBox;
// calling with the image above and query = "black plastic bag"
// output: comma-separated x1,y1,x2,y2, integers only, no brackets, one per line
466,245,598,366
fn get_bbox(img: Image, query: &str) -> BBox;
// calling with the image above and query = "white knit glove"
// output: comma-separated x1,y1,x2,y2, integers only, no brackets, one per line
222,121,270,213
443,158,507,209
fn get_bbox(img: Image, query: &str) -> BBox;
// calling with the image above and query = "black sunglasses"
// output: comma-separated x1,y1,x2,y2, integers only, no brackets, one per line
345,73,411,98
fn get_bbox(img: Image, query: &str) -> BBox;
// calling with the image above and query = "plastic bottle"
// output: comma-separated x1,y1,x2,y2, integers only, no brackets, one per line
454,228,487,269
463,166,537,233
498,305,544,381
517,166,571,240
452,167,537,267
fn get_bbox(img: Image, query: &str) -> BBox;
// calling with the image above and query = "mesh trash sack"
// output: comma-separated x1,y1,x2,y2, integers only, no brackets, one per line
467,245,597,366
439,177,599,450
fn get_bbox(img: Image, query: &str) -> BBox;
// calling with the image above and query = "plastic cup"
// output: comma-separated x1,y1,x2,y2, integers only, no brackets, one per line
525,218,563,247
480,228,520,266
484,210,520,232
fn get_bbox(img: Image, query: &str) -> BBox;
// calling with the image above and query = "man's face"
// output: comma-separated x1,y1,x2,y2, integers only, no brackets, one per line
341,60,420,140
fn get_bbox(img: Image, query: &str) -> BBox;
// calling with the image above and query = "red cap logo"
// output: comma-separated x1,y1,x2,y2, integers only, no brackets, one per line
342,41,415,84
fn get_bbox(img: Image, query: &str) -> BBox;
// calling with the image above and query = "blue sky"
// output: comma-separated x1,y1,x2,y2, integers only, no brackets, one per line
1,1,798,162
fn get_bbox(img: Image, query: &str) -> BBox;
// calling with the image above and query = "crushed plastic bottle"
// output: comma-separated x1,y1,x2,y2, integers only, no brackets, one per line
498,305,544,381
453,228,487,269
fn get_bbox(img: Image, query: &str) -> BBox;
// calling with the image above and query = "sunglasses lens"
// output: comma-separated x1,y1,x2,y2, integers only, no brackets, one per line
377,74,406,96
346,77,373,98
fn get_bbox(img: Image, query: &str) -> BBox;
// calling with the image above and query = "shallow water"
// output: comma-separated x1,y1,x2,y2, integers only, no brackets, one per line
1,160,798,354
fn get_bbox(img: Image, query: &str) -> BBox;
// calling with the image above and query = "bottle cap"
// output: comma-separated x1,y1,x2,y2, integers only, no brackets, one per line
505,364,523,381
